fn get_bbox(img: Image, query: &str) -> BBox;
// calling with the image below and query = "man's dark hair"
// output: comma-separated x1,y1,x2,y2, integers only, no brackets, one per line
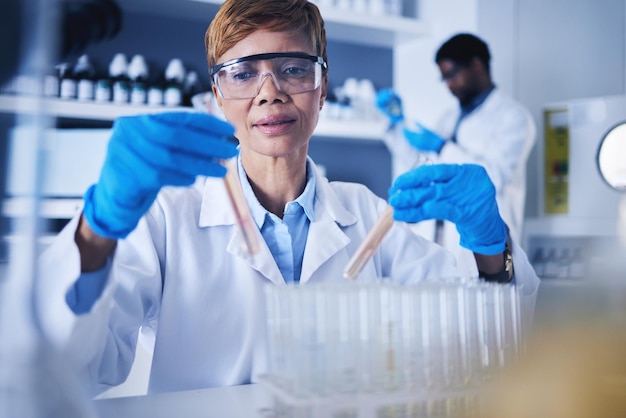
435,33,491,73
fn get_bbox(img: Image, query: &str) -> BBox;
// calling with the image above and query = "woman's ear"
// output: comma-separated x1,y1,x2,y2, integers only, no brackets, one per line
212,85,224,110
319,75,328,109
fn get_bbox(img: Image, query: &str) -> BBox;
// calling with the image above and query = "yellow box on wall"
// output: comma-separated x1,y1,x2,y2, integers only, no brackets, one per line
544,109,569,214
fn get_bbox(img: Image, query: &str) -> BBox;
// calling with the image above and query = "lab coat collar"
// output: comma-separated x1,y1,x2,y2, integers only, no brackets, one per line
242,156,318,229
197,156,356,228
197,156,358,285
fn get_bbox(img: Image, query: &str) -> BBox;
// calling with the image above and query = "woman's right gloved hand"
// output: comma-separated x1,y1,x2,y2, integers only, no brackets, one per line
83,112,238,239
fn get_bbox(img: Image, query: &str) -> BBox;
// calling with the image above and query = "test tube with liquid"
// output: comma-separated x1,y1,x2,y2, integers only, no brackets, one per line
343,154,431,280
343,205,395,280
223,157,259,255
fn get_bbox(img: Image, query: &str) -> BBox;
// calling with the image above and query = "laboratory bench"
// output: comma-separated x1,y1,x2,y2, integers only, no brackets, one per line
95,384,274,418
94,382,485,418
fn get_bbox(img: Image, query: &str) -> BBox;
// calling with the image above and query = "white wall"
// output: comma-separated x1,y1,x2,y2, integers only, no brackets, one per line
515,0,626,217
394,0,478,128
395,0,626,219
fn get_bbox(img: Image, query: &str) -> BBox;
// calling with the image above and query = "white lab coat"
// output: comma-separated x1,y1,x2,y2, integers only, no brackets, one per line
385,88,536,276
36,157,539,397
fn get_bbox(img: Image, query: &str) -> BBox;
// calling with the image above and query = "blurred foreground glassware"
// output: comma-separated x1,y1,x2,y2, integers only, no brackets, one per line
261,279,522,417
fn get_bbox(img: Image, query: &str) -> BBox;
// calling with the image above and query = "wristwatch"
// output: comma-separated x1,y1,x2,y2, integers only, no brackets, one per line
480,241,514,283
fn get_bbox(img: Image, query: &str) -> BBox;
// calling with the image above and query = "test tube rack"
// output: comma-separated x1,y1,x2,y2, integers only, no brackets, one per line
260,279,522,417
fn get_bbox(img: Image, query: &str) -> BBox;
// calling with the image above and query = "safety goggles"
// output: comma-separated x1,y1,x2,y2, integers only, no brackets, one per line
440,63,468,82
210,52,327,100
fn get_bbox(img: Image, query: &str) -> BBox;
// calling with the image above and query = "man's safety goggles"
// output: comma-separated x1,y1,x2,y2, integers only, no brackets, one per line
210,52,327,100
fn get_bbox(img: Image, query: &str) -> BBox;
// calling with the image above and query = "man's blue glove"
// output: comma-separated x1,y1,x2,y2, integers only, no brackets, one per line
83,112,238,239
388,164,507,255
375,88,404,126
403,122,445,154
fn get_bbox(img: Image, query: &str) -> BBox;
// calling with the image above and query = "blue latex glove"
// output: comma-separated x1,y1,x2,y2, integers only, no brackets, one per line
375,88,404,126
83,112,238,239
388,164,507,255
403,122,445,153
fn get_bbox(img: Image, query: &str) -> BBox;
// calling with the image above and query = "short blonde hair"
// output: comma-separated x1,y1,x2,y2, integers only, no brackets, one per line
205,0,327,72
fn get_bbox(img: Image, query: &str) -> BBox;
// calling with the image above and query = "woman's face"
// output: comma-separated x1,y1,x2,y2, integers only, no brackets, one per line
213,29,328,162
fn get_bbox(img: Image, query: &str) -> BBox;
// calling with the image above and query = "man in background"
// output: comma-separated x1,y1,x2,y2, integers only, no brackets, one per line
378,33,536,276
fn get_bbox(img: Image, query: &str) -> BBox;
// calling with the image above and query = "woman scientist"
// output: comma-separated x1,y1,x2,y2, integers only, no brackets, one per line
37,0,539,396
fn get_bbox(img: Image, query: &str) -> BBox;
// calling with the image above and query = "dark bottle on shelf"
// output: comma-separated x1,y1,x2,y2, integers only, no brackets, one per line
58,62,77,100
128,54,149,106
163,58,185,107
183,70,203,107
109,53,130,104
74,54,96,101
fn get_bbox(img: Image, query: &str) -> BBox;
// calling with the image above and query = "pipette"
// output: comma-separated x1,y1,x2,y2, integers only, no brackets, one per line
223,157,259,255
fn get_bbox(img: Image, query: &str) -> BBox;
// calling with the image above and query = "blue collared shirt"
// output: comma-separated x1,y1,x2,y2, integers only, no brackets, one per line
239,157,315,283
451,85,495,142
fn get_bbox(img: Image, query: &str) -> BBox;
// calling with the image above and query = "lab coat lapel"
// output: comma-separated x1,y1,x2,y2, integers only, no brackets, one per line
299,172,357,284
300,216,350,284
198,177,285,285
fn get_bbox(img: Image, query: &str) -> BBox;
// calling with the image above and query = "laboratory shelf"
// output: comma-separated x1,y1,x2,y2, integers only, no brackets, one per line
0,94,188,122
0,94,387,141
121,0,428,48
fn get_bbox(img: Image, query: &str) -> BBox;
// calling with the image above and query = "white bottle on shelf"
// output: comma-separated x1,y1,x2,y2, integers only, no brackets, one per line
109,53,130,104
368,0,385,15
385,0,402,16
94,78,112,103
74,55,96,101
128,54,149,106
58,63,77,100
42,66,60,98
183,70,203,107
163,58,185,107
352,0,368,12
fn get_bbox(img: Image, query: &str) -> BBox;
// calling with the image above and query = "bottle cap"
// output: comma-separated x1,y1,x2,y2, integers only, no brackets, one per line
184,71,201,91
109,53,128,77
128,54,149,81
165,58,186,83
74,55,94,76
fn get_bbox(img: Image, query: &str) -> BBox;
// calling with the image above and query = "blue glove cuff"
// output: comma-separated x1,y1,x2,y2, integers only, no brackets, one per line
83,185,136,239
457,220,507,255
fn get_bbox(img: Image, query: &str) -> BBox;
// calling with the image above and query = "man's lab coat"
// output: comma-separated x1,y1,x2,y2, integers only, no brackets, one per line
36,158,539,396
386,88,537,276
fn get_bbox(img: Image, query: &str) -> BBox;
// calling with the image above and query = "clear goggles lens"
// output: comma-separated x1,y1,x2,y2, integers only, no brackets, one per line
211,53,326,100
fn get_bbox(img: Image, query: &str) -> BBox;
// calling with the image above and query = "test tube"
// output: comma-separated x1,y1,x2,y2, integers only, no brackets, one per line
343,205,395,280
223,157,259,255
343,155,432,280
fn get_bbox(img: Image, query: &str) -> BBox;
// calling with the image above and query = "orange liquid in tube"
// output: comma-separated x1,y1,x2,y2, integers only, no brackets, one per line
223,158,259,255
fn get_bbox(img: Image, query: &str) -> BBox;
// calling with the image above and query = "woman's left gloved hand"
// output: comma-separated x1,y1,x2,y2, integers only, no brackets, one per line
388,163,507,255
